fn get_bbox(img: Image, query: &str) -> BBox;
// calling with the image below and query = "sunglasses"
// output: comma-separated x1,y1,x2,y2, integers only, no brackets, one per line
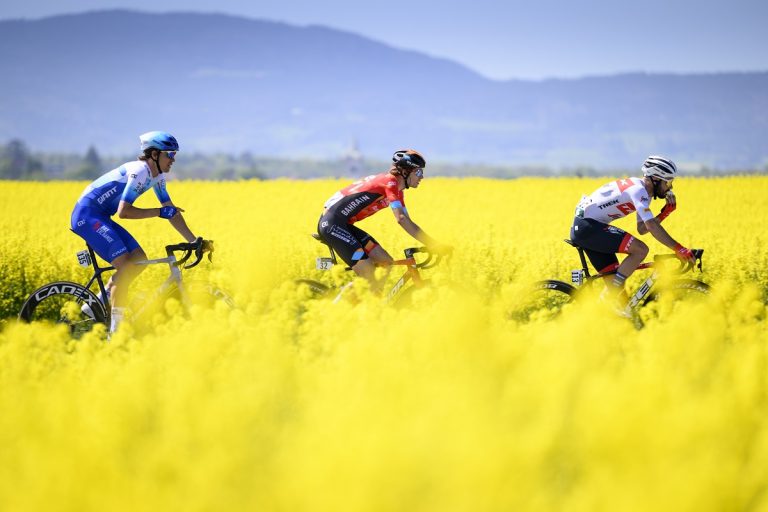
163,151,177,160
413,168,424,178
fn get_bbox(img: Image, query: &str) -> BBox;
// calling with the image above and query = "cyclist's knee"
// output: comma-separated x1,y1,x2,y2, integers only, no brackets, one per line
352,258,376,278
628,239,649,258
368,245,393,264
128,247,147,262
111,253,133,269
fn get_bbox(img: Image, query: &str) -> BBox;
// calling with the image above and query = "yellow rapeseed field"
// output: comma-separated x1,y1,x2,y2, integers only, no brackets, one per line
0,176,767,511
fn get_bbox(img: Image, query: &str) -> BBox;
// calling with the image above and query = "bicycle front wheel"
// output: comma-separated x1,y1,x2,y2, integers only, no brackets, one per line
295,279,332,298
18,281,108,338
157,280,237,312
640,279,711,321
508,280,577,323
390,279,431,309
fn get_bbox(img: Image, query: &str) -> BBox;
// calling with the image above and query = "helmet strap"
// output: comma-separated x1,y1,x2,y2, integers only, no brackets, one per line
152,151,163,174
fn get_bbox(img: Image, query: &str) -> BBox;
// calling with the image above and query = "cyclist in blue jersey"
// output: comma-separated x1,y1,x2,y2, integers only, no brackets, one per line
70,131,201,335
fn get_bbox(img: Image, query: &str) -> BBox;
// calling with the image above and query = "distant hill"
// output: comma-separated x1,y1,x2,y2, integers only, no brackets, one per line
1,10,766,168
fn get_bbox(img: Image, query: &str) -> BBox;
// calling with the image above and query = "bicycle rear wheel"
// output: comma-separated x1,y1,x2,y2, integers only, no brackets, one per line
18,281,108,338
508,280,577,323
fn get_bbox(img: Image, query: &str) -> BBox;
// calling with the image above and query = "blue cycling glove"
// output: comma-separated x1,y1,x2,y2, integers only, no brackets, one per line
159,206,178,219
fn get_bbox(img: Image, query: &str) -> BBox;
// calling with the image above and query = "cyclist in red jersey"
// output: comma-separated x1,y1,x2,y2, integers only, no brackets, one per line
318,149,450,290
570,155,696,305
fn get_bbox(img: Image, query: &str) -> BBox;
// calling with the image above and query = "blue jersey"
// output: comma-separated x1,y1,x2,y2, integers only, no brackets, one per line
76,160,171,215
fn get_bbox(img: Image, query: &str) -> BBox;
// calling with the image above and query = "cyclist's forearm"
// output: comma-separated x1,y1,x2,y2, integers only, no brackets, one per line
645,218,679,250
117,202,162,220
399,217,436,246
168,213,196,242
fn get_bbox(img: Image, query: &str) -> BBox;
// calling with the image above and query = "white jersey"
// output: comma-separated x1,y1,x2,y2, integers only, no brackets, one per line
576,177,655,224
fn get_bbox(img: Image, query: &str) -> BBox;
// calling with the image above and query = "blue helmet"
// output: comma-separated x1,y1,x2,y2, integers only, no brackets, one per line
139,131,179,151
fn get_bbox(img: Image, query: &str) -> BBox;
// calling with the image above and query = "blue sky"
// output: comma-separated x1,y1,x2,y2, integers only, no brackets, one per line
3,0,767,80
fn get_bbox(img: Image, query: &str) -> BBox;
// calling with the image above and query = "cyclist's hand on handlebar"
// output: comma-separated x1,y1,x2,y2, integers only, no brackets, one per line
674,243,695,263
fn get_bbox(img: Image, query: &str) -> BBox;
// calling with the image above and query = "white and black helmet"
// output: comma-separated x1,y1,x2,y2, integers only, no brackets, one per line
642,155,677,182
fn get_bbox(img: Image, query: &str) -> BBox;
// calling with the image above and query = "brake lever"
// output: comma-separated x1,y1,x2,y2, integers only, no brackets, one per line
183,238,205,269
175,248,194,267
693,248,704,272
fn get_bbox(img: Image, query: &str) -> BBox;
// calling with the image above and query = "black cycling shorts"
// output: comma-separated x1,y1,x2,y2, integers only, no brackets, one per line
317,214,379,267
570,216,635,273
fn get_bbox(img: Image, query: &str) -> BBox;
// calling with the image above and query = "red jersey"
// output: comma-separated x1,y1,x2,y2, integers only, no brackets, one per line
323,173,405,223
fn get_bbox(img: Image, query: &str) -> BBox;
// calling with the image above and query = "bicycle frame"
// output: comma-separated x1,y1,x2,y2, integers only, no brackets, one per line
131,251,188,317
78,241,209,314
384,248,427,303
309,235,439,303
564,239,703,313
77,245,114,307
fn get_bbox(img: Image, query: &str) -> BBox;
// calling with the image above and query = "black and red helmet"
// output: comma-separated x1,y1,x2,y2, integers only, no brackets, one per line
392,149,426,174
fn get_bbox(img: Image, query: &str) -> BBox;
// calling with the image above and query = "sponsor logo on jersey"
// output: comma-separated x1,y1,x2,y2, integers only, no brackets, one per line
77,219,85,227
96,185,118,205
598,199,619,210
340,194,371,217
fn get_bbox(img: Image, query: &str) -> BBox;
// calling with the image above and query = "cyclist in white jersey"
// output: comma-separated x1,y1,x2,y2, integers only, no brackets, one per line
70,131,200,334
570,155,695,302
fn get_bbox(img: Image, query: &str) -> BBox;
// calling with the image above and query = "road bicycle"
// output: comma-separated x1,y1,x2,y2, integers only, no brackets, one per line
511,239,710,328
18,237,234,337
296,234,443,307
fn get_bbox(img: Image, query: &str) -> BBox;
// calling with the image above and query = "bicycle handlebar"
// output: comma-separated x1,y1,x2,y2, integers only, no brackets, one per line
403,247,445,269
653,248,704,273
165,237,214,269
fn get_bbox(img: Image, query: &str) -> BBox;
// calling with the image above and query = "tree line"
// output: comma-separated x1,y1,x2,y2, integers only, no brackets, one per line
1,139,765,181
